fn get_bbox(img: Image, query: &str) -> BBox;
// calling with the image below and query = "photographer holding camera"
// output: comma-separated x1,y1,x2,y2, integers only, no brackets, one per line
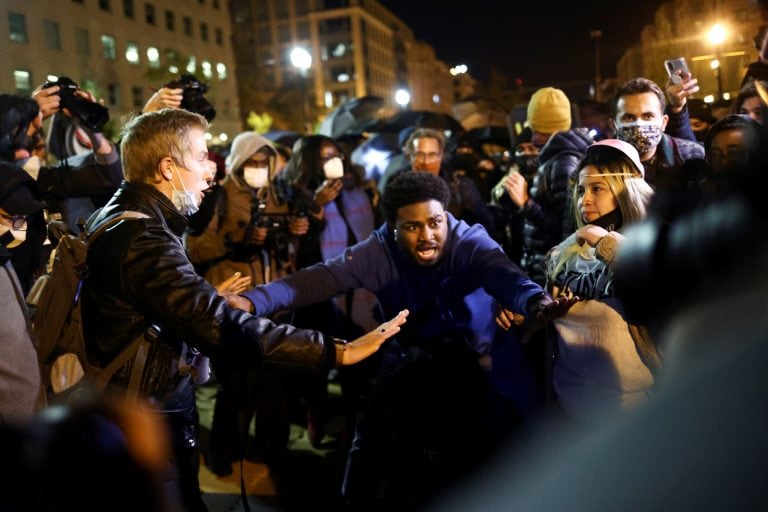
183,131,312,474
30,78,122,233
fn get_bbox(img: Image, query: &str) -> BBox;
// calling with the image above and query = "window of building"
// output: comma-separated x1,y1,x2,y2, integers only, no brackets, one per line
275,2,289,18
215,27,223,45
201,60,212,79
167,49,180,73
277,22,291,43
43,20,62,50
297,21,310,39
257,26,271,45
212,0,220,8
75,28,90,55
183,16,192,36
131,86,143,108
123,0,134,18
216,62,227,80
13,70,32,95
295,0,309,16
8,12,28,43
125,41,140,64
147,46,160,68
186,55,197,73
101,34,117,60
99,0,111,12
145,4,156,25
165,10,174,30
107,83,121,107
72,0,84,3
200,22,208,41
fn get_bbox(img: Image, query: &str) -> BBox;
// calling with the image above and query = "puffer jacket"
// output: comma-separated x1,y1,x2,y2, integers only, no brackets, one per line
82,181,336,404
642,133,705,193
520,128,593,285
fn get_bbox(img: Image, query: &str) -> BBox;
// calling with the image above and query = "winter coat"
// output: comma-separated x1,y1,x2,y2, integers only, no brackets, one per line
520,128,593,285
82,181,336,407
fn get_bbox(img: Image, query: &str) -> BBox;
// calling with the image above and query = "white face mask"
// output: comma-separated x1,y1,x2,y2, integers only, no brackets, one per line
242,166,269,189
323,157,344,179
0,223,27,249
169,167,199,216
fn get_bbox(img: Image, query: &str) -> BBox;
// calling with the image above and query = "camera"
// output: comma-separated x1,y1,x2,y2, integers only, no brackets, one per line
42,77,109,132
164,74,216,121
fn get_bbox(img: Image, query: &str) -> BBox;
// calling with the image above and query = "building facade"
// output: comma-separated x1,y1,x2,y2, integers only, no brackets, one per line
229,0,464,132
0,0,241,142
616,0,762,102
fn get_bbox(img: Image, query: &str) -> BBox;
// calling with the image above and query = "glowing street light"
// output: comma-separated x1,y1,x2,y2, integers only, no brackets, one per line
707,23,727,100
395,88,411,109
290,46,313,133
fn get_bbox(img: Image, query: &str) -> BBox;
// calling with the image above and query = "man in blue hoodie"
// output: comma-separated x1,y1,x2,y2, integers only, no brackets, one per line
228,171,572,508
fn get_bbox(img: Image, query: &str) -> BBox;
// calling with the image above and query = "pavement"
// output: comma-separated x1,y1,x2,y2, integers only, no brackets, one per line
195,382,351,512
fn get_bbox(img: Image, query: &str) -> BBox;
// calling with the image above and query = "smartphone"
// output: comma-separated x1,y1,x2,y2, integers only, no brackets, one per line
664,57,689,84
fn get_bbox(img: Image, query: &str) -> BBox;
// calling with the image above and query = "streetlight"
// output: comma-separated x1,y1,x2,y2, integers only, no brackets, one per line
708,23,727,100
590,29,603,102
290,46,312,134
395,88,411,110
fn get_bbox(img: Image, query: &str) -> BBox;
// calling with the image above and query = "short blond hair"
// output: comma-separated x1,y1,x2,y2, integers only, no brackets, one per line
120,108,208,184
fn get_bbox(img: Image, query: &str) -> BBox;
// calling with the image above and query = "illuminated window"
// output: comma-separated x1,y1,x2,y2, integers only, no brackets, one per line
125,41,140,64
101,34,117,60
186,55,196,73
216,62,227,80
147,46,160,68
13,70,32,95
201,60,212,79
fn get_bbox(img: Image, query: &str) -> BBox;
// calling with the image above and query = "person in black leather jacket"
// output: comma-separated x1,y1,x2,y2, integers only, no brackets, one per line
81,108,408,512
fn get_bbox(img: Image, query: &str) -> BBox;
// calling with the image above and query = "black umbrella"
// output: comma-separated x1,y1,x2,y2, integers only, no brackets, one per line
452,96,510,131
264,130,301,149
365,110,464,138
318,95,385,139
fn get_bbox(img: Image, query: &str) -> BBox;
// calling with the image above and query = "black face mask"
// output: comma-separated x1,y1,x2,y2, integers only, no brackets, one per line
515,155,539,177
589,208,623,232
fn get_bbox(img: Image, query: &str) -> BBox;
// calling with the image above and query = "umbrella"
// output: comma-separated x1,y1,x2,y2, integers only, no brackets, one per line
264,130,301,149
452,96,510,131
318,95,385,139
350,132,401,182
466,126,513,149
364,110,464,138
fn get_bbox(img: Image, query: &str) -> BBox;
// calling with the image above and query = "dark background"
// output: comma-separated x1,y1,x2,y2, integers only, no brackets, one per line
379,1,666,87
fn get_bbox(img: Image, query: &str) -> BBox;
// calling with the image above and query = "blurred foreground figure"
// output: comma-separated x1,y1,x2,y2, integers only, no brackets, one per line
429,124,768,511
0,400,179,512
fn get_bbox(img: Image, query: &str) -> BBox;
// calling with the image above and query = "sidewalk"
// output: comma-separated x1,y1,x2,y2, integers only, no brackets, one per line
195,383,350,512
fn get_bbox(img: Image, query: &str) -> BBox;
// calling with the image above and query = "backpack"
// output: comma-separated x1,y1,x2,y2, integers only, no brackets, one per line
27,211,151,405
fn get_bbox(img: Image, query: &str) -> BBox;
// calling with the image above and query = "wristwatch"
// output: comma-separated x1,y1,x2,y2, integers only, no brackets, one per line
595,234,619,264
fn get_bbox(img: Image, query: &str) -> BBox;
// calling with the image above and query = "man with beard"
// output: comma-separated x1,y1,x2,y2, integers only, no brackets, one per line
227,171,575,509
612,78,705,192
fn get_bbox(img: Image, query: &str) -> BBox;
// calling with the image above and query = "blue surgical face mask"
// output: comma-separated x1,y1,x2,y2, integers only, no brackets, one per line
169,166,199,216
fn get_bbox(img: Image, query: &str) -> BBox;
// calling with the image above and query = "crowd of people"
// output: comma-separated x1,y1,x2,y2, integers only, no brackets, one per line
1,14,767,511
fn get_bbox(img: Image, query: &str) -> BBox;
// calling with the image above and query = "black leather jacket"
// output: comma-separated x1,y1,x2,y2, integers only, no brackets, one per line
82,181,336,398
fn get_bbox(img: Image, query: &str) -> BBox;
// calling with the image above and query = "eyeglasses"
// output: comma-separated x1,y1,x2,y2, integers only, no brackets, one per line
0,212,27,230
412,151,442,162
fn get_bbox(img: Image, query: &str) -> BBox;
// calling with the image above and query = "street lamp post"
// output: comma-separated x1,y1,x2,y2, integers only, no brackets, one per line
708,24,727,100
590,29,603,102
290,46,312,134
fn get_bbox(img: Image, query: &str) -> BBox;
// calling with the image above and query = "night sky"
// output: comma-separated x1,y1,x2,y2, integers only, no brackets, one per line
378,0,666,88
